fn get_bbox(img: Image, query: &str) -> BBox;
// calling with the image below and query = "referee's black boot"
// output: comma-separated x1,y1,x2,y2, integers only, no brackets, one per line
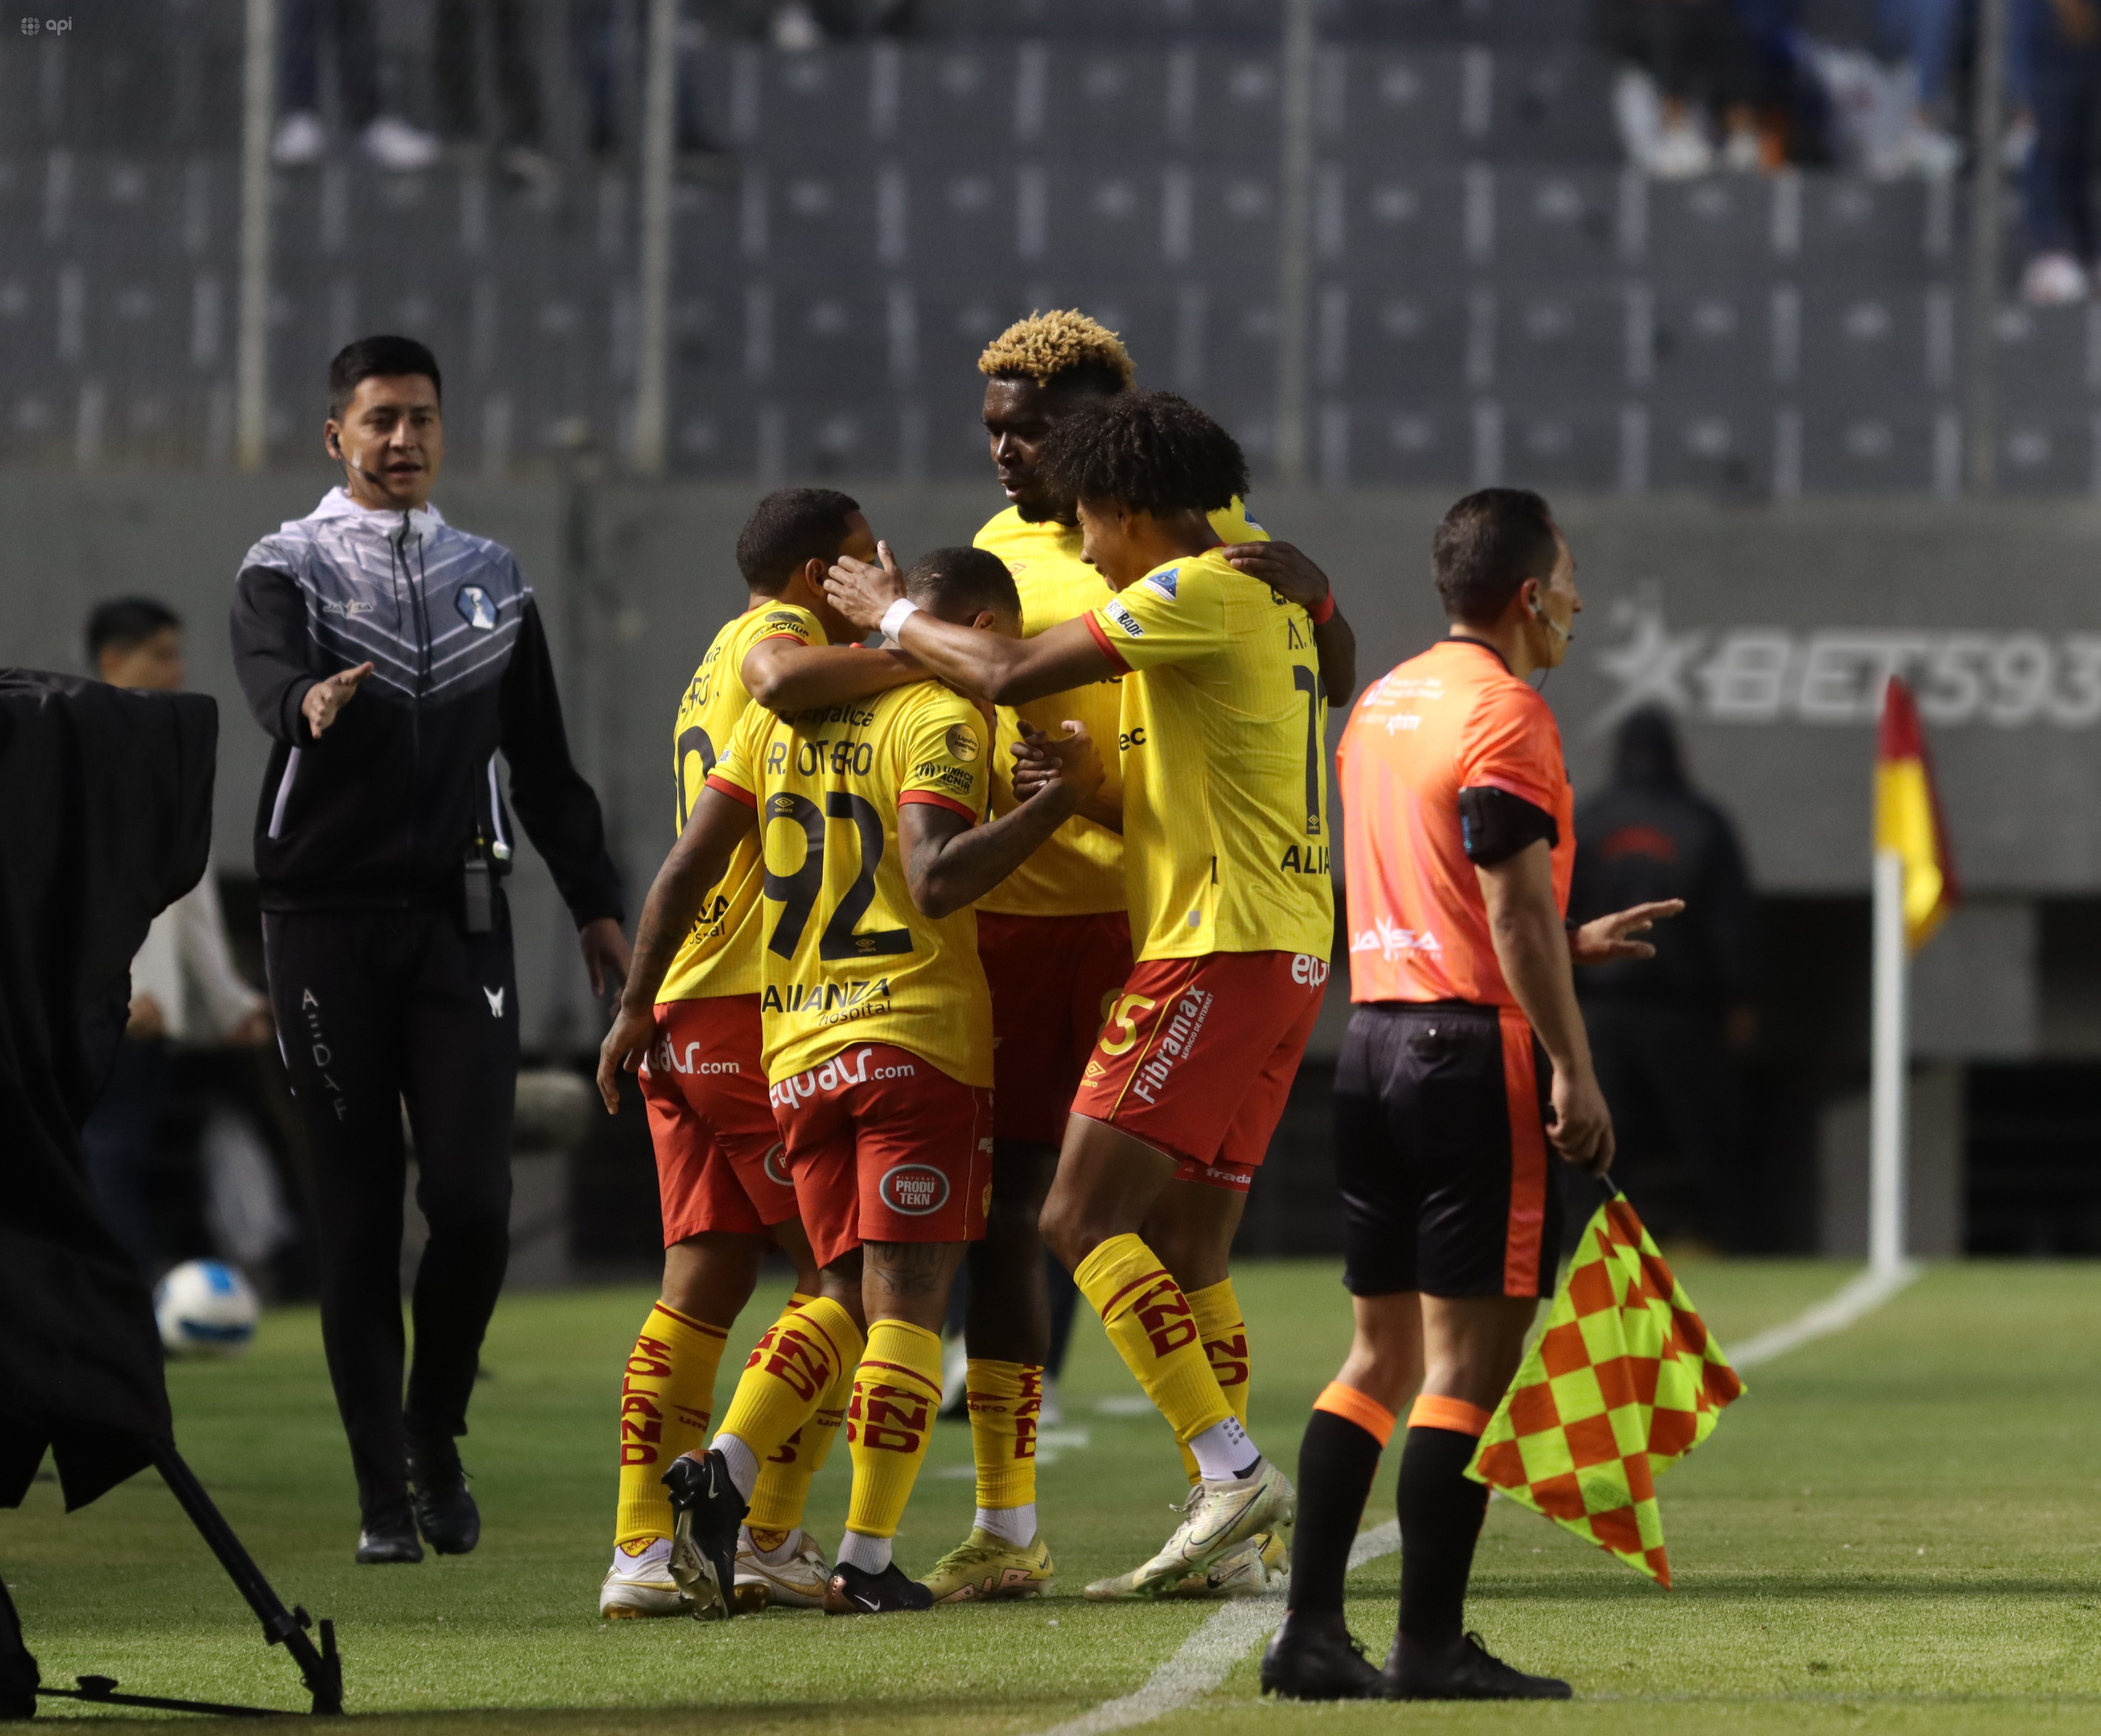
406,1433,481,1556
1383,1631,1571,1700
1259,1611,1392,1700
355,1502,425,1565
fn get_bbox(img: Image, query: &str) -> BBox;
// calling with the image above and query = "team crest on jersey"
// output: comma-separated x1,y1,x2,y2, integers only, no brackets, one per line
1144,566,1180,600
879,1162,951,1216
762,1141,792,1188
456,585,498,631
945,723,981,762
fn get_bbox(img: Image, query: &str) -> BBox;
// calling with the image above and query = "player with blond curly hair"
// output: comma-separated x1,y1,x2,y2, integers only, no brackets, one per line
906,313,1358,1605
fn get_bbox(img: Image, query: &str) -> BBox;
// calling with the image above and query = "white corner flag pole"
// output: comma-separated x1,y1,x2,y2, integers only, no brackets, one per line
1868,848,1908,1277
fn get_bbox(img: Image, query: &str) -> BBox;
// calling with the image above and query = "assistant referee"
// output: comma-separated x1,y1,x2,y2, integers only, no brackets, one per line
1260,489,1678,1701
230,335,629,1564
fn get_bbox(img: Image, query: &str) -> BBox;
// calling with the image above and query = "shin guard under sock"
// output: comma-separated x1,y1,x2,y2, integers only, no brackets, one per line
745,1294,853,1537
843,1319,945,1541
614,1302,728,1549
1395,1396,1493,1644
716,1293,864,1473
1075,1234,1234,1450
1287,1382,1397,1614
967,1358,1042,1516
1178,1277,1252,1484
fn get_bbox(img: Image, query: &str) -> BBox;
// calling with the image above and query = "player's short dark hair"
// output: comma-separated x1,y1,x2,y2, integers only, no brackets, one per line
1432,488,1561,626
85,596,181,665
735,488,863,593
903,547,1020,623
328,335,443,419
1037,390,1248,518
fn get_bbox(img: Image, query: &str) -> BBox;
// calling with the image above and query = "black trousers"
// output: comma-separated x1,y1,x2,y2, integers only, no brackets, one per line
1578,996,1740,1248
262,903,518,1515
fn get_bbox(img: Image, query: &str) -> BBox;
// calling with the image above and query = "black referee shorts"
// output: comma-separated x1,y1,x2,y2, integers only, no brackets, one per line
1334,1001,1562,1301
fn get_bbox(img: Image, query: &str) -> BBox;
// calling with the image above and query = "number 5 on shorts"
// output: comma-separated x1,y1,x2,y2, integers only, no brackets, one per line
1098,992,1156,1056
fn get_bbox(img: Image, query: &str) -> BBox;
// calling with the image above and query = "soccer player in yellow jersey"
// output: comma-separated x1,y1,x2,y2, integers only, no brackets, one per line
930,312,1356,1602
597,489,923,1620
599,547,1103,1616
825,390,1354,1599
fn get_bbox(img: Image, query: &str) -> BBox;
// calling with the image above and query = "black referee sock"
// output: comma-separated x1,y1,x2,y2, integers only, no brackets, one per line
1285,1406,1388,1614
1396,1425,1491,1644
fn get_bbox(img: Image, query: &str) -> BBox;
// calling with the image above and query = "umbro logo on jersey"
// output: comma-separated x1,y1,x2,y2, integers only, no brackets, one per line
457,585,498,631
1145,567,1180,599
320,597,375,616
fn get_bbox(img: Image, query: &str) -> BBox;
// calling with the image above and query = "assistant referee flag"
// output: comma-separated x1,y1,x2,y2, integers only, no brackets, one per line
1875,675,1959,951
1465,1191,1743,1587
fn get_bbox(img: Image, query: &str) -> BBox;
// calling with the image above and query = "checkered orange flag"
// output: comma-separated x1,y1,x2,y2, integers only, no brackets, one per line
1465,1190,1743,1587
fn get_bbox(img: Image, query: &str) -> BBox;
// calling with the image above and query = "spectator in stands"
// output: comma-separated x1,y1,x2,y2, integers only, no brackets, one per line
273,0,442,171
437,0,555,187
2017,0,2101,305
1565,707,1757,1248
1597,0,1771,176
80,600,271,1274
568,0,720,158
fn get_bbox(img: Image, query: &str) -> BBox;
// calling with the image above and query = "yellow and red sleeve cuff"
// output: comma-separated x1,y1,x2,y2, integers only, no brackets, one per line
898,788,979,822
1082,612,1134,675
705,773,756,808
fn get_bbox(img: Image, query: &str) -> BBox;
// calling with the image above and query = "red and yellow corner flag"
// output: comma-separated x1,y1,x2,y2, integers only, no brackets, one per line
1466,1193,1743,1587
1876,675,1960,950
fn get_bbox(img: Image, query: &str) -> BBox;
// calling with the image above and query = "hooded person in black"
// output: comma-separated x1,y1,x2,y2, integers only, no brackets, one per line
228,336,628,1565
1567,706,1757,1246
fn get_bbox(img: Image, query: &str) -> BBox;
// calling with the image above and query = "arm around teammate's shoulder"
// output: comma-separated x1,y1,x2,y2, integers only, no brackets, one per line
740,639,921,712
1220,540,1356,708
901,724,1105,917
1476,839,1613,1175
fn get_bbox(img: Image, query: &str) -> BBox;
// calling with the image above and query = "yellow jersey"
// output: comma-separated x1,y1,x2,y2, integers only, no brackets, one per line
658,601,827,1003
971,500,1270,919
1083,546,1333,963
709,681,996,1087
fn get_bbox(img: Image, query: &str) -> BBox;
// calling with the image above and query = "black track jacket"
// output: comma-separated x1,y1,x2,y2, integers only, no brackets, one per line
229,488,622,927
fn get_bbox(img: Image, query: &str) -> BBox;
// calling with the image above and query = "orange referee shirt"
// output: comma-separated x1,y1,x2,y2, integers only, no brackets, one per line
1337,637,1574,1006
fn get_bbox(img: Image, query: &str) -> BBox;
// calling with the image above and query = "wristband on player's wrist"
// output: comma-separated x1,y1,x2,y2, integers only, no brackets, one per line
879,597,920,643
1307,588,1336,626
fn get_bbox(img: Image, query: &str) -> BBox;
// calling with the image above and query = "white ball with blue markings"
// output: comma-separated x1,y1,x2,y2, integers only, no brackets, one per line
154,1260,259,1358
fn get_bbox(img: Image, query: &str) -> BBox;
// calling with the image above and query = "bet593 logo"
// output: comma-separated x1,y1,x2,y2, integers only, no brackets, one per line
1592,599,2101,733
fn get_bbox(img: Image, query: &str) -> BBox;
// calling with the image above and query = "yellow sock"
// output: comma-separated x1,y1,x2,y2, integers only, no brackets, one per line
1075,1234,1232,1446
1177,1278,1251,1484
747,1318,855,1536
843,1319,944,1541
614,1302,728,1549
967,1359,1042,1514
718,1293,864,1464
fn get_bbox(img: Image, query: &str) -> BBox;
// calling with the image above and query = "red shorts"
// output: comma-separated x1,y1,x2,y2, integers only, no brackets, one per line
978,910,1134,1146
767,1044,994,1269
639,996,796,1244
1070,951,1330,1191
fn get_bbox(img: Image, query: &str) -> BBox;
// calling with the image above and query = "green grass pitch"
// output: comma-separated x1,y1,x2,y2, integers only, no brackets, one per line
10,1259,2101,1734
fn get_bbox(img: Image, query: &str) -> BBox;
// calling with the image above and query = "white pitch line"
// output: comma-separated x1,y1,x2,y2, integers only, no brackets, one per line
1728,1260,1920,1369
1029,1262,1921,1736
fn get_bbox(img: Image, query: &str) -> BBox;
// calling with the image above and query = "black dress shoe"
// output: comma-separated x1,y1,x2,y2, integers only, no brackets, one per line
1259,1611,1391,1700
822,1561,934,1615
407,1435,480,1555
356,1505,425,1565
662,1450,747,1620
1383,1631,1572,1700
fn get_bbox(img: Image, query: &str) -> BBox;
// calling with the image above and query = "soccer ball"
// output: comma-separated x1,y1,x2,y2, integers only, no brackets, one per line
154,1260,259,1358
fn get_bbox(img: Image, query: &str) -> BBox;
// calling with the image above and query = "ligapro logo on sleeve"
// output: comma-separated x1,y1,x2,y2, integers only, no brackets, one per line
1589,598,2101,733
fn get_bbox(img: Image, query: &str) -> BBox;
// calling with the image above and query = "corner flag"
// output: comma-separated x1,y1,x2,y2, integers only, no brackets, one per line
1465,1191,1743,1587
1875,676,1959,950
